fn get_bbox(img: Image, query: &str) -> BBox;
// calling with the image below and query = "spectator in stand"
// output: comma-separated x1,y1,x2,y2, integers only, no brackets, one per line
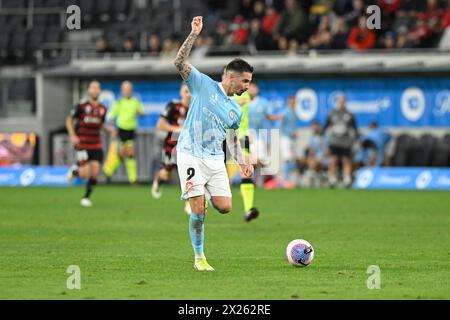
262,6,280,34
421,0,445,46
288,38,301,54
439,0,450,49
378,0,402,13
273,0,308,43
346,16,377,51
211,20,230,46
378,0,401,14
248,18,277,52
330,17,349,49
309,0,334,25
231,15,249,45
309,15,332,50
251,1,266,21
191,36,211,58
442,0,450,30
160,36,180,58
382,31,396,50
407,19,434,48
343,0,366,26
148,34,161,55
398,0,427,15
122,36,137,53
96,36,110,53
333,0,353,16
396,26,414,48
277,36,289,50
392,10,414,34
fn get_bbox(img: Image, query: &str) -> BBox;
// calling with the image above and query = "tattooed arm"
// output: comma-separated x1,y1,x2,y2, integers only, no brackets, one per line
173,16,203,80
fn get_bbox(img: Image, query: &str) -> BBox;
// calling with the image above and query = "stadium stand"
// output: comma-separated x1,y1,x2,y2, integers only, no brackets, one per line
0,0,450,65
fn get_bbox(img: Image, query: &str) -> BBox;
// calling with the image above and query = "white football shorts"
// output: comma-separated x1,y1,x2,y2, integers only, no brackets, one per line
177,152,232,200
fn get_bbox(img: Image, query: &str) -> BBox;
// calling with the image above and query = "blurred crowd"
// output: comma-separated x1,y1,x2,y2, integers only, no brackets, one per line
96,0,450,56
235,84,420,189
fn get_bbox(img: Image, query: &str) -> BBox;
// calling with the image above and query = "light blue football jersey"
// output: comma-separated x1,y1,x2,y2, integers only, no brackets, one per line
177,66,243,160
281,107,298,138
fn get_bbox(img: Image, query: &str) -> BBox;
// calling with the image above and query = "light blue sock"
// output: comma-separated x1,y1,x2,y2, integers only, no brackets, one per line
189,213,205,259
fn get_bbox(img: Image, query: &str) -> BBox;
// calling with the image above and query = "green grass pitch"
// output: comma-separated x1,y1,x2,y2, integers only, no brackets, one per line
0,186,449,300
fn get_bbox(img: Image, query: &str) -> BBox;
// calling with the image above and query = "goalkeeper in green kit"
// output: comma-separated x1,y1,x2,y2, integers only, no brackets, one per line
104,81,145,184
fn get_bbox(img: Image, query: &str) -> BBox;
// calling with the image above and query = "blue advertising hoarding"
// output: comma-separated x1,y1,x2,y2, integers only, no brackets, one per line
99,78,450,128
354,168,450,190
0,166,82,186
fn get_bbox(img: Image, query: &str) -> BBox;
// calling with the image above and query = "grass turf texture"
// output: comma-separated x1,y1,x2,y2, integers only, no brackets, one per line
0,186,449,300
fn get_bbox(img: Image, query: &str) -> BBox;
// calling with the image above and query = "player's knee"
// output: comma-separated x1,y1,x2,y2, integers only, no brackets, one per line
217,203,232,214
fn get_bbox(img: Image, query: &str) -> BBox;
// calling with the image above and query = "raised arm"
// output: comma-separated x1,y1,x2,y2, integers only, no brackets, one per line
173,16,203,80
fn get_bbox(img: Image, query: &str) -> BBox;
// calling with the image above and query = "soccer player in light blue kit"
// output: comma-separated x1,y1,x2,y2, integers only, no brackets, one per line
173,16,254,271
280,95,298,183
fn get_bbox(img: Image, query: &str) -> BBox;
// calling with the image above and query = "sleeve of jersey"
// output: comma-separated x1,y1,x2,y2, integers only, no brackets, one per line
70,104,82,119
185,66,204,93
160,103,173,120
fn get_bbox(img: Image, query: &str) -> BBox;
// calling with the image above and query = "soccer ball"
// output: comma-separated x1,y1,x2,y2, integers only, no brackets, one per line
286,239,314,267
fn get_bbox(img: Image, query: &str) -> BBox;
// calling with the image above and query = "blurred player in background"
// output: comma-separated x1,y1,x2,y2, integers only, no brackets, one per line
66,80,115,207
246,83,283,189
355,121,392,168
247,83,274,167
104,81,144,184
151,83,191,210
302,120,328,187
278,95,298,188
322,94,358,188
174,16,254,271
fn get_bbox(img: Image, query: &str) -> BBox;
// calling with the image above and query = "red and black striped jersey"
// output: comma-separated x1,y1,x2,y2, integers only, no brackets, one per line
70,100,107,150
160,100,189,154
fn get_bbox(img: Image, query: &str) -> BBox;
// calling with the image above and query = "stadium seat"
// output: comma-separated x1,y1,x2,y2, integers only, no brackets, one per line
46,0,64,7
411,134,437,167
443,134,450,167
44,27,62,43
27,28,46,53
79,0,95,26
0,31,10,60
32,0,47,7
10,31,27,60
2,0,27,8
432,136,449,167
8,15,27,29
33,14,48,27
111,0,129,21
95,0,112,23
392,134,416,167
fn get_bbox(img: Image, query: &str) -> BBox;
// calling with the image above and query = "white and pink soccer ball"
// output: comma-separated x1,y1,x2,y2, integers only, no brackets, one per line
286,239,314,268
